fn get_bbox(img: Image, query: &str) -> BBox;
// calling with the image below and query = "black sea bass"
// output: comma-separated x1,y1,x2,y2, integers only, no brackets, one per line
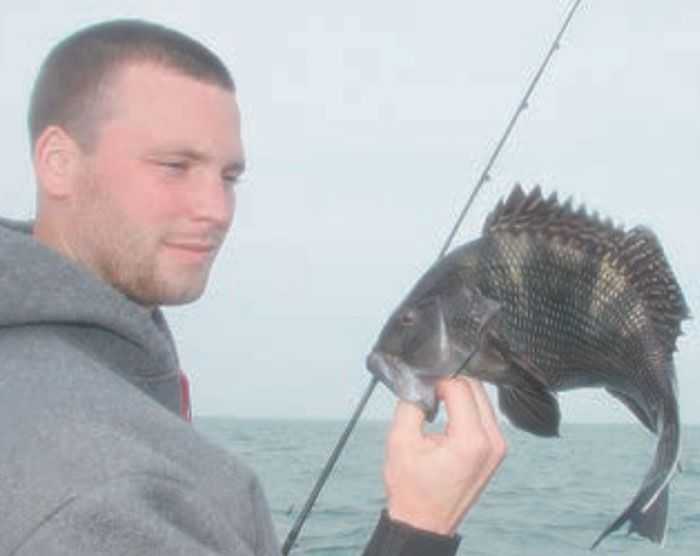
366,185,688,548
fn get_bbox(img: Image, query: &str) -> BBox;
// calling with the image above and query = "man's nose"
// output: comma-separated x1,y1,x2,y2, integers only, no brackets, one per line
190,172,235,227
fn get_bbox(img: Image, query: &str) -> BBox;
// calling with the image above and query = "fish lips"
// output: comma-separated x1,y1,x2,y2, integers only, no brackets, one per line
366,351,442,421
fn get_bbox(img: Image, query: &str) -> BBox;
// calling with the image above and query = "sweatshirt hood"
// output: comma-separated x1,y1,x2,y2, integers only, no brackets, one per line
0,218,180,380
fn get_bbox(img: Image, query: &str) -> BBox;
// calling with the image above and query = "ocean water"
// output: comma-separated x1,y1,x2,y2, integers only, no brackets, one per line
196,418,699,555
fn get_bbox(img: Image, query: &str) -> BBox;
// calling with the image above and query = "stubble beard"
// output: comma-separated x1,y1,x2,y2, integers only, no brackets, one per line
74,177,211,308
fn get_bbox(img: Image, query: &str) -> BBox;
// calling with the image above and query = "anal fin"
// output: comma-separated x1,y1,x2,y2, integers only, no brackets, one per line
498,383,561,437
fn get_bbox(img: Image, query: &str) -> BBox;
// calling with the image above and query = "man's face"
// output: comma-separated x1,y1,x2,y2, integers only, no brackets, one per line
71,63,244,306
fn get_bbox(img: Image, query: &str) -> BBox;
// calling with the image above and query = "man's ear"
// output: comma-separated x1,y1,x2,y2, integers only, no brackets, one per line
33,125,83,199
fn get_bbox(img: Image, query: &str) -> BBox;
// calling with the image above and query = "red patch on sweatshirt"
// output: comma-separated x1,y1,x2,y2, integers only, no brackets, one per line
179,370,192,422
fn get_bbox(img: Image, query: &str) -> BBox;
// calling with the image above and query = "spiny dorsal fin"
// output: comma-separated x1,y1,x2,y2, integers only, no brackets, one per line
483,184,626,255
484,184,690,352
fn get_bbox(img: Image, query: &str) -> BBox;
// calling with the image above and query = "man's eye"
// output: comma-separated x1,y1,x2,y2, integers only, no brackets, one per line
160,161,188,174
223,174,243,189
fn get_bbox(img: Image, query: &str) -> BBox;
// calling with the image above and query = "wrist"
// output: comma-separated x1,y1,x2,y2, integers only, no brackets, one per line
365,510,461,556
364,510,460,556
387,505,456,536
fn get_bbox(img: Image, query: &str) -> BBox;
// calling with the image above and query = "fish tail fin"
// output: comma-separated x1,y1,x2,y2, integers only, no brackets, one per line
627,484,669,544
590,397,680,550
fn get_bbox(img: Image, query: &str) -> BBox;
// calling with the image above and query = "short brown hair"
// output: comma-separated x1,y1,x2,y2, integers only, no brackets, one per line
28,19,235,151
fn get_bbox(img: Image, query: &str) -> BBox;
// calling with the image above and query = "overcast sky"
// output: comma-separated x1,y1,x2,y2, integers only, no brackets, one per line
2,1,698,424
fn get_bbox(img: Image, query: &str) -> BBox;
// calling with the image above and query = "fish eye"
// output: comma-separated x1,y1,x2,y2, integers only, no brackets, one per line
399,309,418,327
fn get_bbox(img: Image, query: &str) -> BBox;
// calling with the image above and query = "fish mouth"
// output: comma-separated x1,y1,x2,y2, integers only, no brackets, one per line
365,351,439,420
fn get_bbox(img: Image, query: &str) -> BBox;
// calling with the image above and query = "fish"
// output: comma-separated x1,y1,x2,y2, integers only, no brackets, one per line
366,184,689,548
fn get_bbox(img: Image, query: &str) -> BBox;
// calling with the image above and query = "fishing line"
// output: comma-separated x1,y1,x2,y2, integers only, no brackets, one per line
282,1,584,553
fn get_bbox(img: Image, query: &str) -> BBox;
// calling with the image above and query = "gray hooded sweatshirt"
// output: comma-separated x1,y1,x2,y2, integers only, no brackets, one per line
0,219,460,556
0,219,280,555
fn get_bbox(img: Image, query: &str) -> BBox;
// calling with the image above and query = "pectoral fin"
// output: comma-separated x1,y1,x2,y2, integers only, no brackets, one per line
508,351,549,388
498,384,561,437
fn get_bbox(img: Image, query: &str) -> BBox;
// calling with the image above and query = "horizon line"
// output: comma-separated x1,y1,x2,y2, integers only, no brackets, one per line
193,415,700,426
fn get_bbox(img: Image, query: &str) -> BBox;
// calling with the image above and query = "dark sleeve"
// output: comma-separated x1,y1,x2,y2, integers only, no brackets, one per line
362,510,461,556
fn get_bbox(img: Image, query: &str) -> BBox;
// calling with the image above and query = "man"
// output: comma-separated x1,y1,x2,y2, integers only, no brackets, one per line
0,20,506,555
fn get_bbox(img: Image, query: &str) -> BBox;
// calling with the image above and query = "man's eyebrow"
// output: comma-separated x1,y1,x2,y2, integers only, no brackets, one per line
148,148,246,174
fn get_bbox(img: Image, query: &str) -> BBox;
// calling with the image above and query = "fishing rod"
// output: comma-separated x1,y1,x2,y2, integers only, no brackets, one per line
282,1,584,553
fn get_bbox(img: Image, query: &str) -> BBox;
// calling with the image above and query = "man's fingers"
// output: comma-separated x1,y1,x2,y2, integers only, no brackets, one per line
435,378,483,437
462,377,500,430
384,378,508,535
437,377,507,464
455,377,508,469
464,378,506,451
388,399,427,447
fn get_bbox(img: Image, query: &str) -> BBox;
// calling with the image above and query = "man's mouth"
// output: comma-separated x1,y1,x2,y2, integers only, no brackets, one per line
162,241,219,264
165,242,217,252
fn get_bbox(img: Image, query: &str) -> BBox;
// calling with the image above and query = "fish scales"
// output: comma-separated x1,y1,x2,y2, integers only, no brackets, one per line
366,184,689,549
477,232,655,391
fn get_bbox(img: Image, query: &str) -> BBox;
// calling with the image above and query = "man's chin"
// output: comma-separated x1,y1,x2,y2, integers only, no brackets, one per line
156,280,210,306
121,278,209,308
151,262,214,306
159,288,206,306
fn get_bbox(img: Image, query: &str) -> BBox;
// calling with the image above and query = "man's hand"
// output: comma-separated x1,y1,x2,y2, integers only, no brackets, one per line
383,377,506,536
